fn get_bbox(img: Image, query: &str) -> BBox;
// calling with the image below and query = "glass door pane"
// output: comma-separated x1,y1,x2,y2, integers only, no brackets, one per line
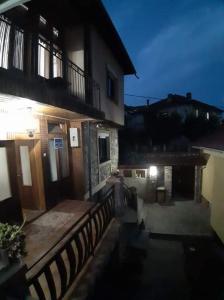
0,147,12,201
48,140,58,182
19,145,32,186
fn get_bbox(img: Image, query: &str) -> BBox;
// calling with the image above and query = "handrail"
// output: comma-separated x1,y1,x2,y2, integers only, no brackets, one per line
26,186,115,300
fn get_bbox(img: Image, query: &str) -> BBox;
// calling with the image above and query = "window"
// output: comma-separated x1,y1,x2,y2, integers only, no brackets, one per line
98,132,110,164
136,170,146,178
123,170,132,178
38,37,50,78
0,147,12,201
106,70,116,100
0,17,11,69
13,28,24,70
196,109,199,117
206,112,210,120
53,45,62,78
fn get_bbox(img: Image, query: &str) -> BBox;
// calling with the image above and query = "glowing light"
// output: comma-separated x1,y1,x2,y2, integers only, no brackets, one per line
149,166,158,179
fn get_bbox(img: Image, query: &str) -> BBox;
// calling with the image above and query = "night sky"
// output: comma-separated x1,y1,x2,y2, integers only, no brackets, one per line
103,0,224,108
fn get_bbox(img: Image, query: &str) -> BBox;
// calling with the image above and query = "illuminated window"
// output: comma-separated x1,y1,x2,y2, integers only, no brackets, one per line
206,112,210,120
53,46,62,78
136,170,145,178
0,17,11,69
13,28,24,70
38,37,50,78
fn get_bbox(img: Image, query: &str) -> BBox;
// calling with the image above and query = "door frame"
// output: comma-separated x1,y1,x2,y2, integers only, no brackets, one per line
15,139,46,211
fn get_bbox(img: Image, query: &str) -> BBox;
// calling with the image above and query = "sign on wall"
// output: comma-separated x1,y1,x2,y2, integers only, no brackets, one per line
69,128,79,147
54,138,63,149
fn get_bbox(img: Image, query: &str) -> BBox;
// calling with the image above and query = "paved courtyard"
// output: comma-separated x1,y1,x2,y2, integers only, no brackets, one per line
143,199,211,236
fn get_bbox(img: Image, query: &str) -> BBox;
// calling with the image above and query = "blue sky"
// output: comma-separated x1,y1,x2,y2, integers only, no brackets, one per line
103,0,224,108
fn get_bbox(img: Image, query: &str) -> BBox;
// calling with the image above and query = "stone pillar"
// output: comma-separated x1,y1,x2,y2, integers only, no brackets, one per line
164,166,172,202
194,166,202,202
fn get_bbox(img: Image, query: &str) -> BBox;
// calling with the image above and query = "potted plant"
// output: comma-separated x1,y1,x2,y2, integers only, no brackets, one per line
0,221,26,270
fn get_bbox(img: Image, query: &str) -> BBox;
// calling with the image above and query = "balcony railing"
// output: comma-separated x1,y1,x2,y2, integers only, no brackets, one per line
0,15,101,111
26,186,115,300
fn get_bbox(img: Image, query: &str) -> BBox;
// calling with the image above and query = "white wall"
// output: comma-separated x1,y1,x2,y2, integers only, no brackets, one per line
90,26,124,125
65,26,84,70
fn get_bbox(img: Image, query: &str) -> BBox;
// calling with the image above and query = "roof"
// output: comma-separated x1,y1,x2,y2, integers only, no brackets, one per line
119,152,207,166
194,125,224,152
125,94,223,114
90,0,136,75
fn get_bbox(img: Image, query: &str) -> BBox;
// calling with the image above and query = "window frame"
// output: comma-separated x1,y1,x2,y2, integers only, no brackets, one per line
106,66,118,103
98,131,111,164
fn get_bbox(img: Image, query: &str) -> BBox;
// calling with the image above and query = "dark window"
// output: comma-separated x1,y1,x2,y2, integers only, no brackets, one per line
98,134,110,163
106,70,116,100
123,170,132,177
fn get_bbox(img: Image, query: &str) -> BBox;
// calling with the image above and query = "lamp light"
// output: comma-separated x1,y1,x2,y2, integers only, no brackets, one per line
149,166,158,179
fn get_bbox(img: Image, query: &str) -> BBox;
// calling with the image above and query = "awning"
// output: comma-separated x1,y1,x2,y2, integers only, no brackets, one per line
0,0,30,13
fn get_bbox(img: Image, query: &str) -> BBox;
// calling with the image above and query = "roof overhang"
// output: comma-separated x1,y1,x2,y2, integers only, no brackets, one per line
0,0,30,13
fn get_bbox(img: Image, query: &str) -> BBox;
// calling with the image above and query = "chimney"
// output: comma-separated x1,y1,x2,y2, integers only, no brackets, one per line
186,92,192,100
146,99,150,106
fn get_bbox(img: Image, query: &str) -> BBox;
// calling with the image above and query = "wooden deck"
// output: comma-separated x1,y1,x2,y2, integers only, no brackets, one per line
23,200,94,270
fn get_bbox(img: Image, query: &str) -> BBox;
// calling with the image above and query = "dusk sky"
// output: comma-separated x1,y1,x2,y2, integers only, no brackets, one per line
103,0,224,108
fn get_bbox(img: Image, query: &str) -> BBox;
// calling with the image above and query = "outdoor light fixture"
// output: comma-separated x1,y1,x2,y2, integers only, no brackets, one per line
25,107,36,137
149,166,158,180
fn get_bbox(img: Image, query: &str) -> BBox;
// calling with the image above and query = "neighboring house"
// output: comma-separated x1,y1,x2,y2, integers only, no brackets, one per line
194,126,224,244
125,92,222,130
119,92,220,202
0,0,135,223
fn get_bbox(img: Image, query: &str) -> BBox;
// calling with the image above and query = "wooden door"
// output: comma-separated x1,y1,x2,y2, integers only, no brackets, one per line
0,141,22,223
15,140,38,210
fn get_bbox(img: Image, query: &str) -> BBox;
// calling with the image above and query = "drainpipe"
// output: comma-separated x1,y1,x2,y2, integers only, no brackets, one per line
87,121,93,201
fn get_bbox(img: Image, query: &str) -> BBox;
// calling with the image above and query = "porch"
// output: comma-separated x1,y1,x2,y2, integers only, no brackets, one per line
23,187,116,300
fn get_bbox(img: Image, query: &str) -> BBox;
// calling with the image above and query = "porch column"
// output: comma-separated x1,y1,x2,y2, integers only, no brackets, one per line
194,165,202,202
164,166,172,202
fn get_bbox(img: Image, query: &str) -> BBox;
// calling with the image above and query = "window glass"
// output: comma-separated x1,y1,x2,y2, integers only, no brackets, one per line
123,170,132,178
59,141,69,178
0,147,12,201
38,37,50,78
13,28,24,70
53,46,62,78
106,71,116,99
48,140,58,182
98,132,110,163
19,146,32,186
0,17,11,69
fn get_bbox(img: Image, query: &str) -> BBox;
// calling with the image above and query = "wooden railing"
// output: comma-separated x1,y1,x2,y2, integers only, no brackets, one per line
26,187,115,300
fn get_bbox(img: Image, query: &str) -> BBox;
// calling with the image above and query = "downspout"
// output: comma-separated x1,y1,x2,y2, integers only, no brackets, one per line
87,121,93,201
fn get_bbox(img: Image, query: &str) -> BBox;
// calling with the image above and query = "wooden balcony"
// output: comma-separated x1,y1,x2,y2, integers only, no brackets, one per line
0,15,104,120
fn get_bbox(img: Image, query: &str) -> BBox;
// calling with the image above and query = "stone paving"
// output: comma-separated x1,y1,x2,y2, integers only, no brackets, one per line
143,199,211,236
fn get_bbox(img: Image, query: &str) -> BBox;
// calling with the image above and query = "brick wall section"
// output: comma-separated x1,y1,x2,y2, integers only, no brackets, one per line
164,166,172,201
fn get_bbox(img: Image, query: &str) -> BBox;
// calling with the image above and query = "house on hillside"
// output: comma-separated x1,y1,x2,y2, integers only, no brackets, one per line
194,126,224,244
0,1,135,298
125,92,222,131
119,93,221,203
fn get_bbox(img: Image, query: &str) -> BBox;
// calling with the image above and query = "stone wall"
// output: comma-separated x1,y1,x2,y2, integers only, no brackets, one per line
82,122,118,196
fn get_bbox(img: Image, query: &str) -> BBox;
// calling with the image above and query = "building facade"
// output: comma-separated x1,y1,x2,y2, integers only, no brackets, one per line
0,0,135,223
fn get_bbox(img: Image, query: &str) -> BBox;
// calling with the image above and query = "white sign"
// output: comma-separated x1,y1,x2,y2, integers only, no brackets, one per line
70,128,79,147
